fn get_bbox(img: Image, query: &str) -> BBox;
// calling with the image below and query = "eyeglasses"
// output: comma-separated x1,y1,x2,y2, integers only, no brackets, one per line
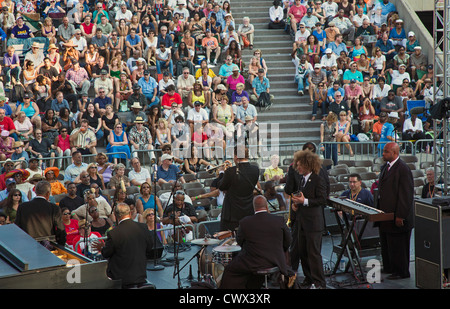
147,213,155,217
13,194,21,197
89,208,98,213
63,212,71,215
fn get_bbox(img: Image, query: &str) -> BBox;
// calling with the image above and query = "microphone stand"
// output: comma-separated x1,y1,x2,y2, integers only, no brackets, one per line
148,163,165,271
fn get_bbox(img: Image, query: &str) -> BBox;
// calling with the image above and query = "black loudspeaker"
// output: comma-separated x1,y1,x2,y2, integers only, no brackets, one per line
414,198,450,289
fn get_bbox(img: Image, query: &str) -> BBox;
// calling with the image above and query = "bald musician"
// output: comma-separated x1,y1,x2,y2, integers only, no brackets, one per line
377,142,414,280
220,195,292,289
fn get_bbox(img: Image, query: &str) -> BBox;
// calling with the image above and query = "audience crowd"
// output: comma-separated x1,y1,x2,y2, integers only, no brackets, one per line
0,0,438,257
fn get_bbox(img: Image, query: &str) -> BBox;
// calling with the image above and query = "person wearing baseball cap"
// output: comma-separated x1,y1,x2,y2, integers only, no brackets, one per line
156,153,185,186
137,68,160,108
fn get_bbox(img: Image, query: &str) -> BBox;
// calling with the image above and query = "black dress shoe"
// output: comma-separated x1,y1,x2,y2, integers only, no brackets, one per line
386,274,410,280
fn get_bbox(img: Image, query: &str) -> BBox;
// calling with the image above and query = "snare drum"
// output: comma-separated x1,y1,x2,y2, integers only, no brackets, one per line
212,244,241,266
198,238,240,287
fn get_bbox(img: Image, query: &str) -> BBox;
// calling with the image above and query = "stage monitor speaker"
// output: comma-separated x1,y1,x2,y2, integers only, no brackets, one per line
414,198,450,289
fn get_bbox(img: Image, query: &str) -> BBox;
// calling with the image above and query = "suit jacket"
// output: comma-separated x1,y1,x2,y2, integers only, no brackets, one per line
218,162,260,229
293,172,327,232
285,164,330,227
15,196,66,245
377,158,414,233
234,211,291,275
101,218,153,287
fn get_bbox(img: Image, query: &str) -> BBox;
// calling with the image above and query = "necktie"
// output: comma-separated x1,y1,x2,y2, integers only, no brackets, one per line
299,176,305,191
387,162,391,171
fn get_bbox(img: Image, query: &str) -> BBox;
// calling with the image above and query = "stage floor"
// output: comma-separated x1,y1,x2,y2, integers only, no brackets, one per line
144,233,418,290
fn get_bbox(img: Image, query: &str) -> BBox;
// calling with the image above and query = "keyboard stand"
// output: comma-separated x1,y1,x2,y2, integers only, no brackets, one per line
330,210,367,284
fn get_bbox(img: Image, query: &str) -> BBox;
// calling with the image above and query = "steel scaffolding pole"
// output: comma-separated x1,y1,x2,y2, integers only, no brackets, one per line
433,0,450,195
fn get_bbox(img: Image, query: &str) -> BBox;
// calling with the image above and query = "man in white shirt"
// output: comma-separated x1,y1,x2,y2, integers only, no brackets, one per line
269,0,285,29
72,29,88,60
187,101,209,135
129,157,151,186
320,48,337,74
321,0,338,19
331,9,355,41
114,4,132,23
292,51,312,95
352,6,370,28
402,113,426,142
372,76,391,114
293,23,310,50
155,42,174,77
389,64,410,88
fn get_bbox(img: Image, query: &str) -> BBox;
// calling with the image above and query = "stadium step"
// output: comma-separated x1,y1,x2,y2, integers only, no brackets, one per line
233,0,320,147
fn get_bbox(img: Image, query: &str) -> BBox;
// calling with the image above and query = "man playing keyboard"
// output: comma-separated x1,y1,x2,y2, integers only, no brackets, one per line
340,173,374,207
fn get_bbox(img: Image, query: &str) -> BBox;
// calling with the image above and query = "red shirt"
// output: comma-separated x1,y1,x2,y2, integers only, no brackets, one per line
289,4,307,22
161,92,182,109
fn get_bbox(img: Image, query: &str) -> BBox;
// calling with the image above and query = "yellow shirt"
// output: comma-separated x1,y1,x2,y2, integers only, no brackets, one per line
264,166,285,181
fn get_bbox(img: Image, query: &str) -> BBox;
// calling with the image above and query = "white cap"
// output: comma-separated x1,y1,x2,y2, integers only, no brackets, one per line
414,46,422,50
314,63,322,69
161,154,174,161
325,48,332,53
388,111,399,119
408,31,415,37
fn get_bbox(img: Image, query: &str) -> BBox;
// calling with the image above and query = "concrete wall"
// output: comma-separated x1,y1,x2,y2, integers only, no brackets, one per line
404,0,435,11
391,0,436,66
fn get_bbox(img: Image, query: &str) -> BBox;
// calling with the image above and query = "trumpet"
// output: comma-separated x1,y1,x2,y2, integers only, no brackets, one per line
206,160,232,174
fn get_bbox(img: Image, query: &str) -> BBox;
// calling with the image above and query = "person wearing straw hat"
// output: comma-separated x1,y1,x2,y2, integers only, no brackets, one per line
129,116,156,163
11,141,29,169
47,43,62,73
5,169,32,199
25,41,45,70
126,102,147,131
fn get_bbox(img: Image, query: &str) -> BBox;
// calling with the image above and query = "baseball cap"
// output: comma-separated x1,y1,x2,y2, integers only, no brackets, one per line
6,178,16,186
161,154,173,161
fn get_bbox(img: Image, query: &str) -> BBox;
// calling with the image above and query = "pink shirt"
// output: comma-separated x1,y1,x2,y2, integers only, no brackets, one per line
345,84,362,98
226,74,245,91
289,4,307,22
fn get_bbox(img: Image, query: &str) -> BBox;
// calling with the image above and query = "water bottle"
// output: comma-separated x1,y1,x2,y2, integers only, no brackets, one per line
310,284,316,289
224,116,228,125
426,145,430,154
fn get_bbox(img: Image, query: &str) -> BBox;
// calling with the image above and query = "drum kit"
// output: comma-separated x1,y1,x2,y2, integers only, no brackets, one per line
188,230,241,288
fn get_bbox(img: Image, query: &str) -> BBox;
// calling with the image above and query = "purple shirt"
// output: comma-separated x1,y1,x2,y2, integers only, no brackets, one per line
3,53,20,66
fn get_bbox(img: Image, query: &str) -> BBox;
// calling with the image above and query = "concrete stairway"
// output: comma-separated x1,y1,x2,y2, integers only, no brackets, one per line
232,0,322,150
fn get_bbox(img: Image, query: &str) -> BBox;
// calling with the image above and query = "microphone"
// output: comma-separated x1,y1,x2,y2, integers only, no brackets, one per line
410,106,426,115
152,164,158,182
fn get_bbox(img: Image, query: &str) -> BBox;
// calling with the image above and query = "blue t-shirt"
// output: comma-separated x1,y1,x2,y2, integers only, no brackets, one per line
93,96,112,109
378,122,395,154
340,189,374,207
156,164,180,183
11,25,32,39
343,69,363,83
0,104,12,116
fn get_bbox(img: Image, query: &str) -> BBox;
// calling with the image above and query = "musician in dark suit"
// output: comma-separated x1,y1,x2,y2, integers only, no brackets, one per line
377,142,414,280
15,180,66,245
218,146,260,231
94,203,154,288
285,142,329,275
220,195,292,289
290,150,328,288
